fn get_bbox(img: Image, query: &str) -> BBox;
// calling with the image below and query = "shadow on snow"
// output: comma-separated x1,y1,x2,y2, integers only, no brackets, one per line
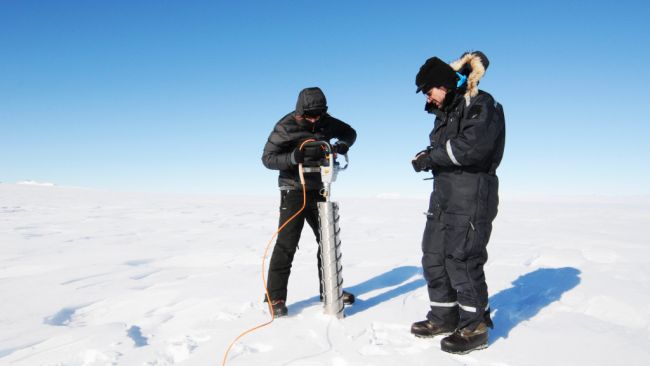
489,267,581,345
289,265,581,343
289,266,424,316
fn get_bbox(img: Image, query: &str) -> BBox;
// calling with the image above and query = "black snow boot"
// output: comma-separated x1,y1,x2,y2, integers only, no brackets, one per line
320,290,355,305
268,299,288,318
440,322,489,354
410,320,456,338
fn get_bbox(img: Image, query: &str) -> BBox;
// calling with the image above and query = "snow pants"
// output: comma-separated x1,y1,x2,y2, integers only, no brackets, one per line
421,171,498,330
267,189,325,301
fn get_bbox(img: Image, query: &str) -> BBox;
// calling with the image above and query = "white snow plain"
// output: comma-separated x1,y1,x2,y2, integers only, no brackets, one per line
1,183,649,365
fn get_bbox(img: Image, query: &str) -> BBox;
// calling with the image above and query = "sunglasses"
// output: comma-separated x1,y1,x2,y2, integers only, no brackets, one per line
303,108,327,118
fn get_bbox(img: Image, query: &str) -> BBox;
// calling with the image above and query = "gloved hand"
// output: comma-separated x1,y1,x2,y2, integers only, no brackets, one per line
303,144,326,160
412,150,433,172
291,147,305,165
333,142,349,155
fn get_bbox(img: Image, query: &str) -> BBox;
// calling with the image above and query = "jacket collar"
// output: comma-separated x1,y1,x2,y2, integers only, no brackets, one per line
294,113,327,131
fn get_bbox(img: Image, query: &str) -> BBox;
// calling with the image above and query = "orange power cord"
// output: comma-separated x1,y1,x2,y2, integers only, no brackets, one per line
221,138,315,366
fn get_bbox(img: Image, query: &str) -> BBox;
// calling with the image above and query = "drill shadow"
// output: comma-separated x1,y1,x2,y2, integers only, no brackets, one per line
489,267,581,345
289,266,425,316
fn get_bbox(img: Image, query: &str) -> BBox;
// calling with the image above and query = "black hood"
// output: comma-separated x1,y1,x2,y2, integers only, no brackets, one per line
295,87,328,115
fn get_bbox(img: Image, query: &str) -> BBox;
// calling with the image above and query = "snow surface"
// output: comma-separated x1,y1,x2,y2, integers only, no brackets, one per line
1,183,649,365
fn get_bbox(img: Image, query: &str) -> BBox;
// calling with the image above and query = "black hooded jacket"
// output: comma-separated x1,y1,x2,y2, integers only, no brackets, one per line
262,112,356,190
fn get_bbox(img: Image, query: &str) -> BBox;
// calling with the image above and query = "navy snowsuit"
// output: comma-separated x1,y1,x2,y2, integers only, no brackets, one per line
420,89,505,330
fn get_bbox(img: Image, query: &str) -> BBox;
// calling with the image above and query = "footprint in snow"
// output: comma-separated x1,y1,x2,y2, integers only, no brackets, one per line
230,341,273,359
44,308,75,326
359,322,432,356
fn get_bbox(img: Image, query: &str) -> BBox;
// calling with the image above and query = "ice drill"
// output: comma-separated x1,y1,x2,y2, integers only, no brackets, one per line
300,141,348,319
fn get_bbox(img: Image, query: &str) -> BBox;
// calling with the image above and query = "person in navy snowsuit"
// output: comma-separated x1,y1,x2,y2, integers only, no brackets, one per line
410,52,505,354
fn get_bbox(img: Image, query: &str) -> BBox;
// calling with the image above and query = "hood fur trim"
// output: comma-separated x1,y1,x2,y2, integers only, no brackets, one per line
450,53,486,105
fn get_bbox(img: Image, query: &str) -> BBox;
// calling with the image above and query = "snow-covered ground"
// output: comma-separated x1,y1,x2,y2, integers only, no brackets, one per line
1,183,649,365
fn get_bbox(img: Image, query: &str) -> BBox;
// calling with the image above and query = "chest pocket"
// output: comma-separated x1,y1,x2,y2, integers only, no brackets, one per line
467,104,482,120
429,107,463,145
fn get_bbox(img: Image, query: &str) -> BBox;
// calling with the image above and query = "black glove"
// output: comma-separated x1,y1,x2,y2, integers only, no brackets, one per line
291,147,305,165
412,150,433,172
303,144,326,160
333,142,349,155
292,143,326,165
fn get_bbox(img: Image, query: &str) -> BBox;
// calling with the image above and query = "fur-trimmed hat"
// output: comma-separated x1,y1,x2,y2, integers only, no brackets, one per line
415,57,458,94
450,51,490,105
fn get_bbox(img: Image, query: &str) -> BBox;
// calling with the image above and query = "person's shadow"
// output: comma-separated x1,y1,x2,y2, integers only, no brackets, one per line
489,267,581,344
289,266,424,316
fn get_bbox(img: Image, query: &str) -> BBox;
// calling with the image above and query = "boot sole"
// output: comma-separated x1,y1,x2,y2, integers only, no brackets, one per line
441,342,487,355
270,309,288,318
412,331,453,339
272,310,288,318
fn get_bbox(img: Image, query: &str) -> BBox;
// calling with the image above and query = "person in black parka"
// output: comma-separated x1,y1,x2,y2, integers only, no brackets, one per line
262,87,357,317
409,52,505,354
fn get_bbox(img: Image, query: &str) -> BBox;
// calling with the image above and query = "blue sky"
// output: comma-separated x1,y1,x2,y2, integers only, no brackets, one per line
2,0,649,197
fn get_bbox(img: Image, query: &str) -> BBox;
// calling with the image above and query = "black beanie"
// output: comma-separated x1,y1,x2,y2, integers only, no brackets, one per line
415,57,458,93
